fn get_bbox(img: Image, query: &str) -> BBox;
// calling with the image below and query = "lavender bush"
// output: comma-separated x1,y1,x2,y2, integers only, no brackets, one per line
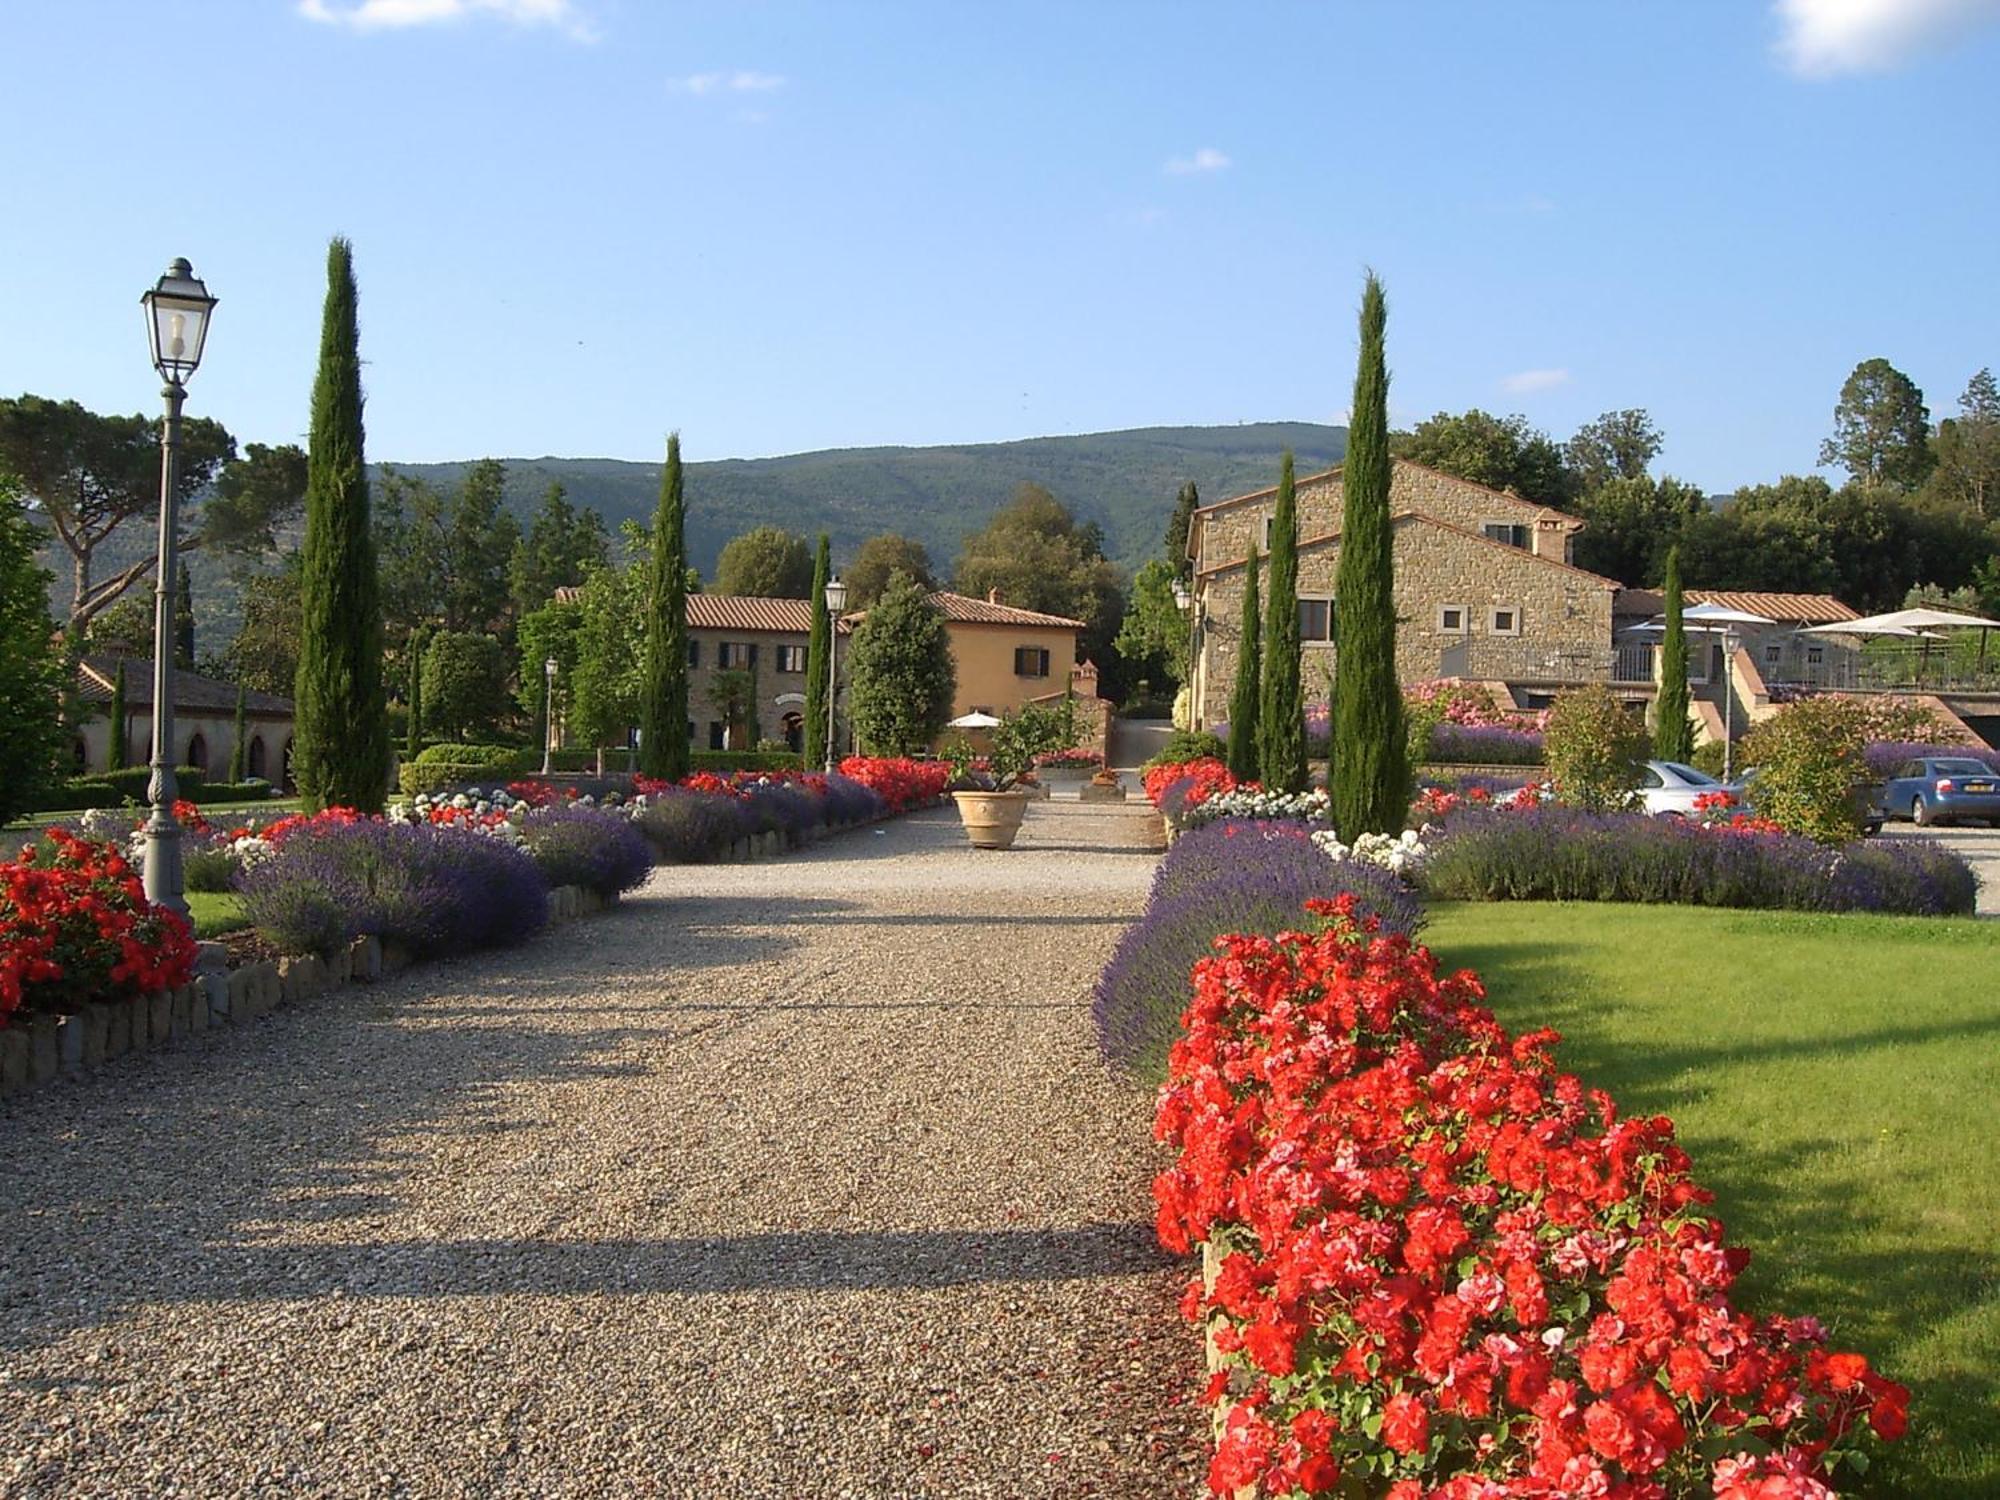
819,772,886,825
1420,806,1976,916
1863,741,2000,779
1094,819,1425,1081
1428,722,1545,766
237,820,551,957
519,805,654,896
634,789,748,862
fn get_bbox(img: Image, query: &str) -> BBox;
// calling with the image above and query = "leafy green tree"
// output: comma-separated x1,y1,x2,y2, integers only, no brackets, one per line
108,658,128,769
708,666,758,748
421,631,509,742
1164,480,1199,578
1565,410,1663,492
1331,275,1408,836
224,554,305,697
0,473,64,821
639,434,690,779
1569,474,1710,585
446,458,521,630
847,570,955,755
1113,557,1189,689
844,532,937,607
954,482,1126,689
1932,368,2000,518
174,563,195,669
568,538,649,750
203,442,309,558
1226,547,1262,782
1393,408,1575,507
293,236,389,814
805,533,832,766
1739,696,1871,843
1819,358,1934,490
516,600,584,725
714,524,813,597
509,480,608,615
1546,685,1649,813
229,684,249,781
405,631,424,758
86,595,153,654
1654,547,1694,763
1259,451,1307,792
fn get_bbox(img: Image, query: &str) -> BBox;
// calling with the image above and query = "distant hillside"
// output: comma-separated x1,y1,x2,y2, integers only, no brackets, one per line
66,422,1347,645
380,421,1348,578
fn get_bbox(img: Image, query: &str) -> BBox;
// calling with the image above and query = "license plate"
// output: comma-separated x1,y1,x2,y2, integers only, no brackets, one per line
1966,781,1994,793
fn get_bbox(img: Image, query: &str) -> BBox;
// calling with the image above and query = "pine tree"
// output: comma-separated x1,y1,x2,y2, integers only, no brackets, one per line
1259,451,1307,792
805,533,831,766
1226,546,1262,781
229,684,248,782
1331,273,1408,838
174,564,195,669
293,236,389,813
639,432,690,779
1655,546,1694,763
405,632,424,759
109,659,128,770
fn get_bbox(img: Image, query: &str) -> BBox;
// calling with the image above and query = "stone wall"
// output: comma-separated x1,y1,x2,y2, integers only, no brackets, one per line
686,626,819,751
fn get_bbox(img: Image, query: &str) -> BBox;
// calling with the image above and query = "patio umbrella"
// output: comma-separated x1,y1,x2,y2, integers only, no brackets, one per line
1800,608,2000,681
1641,603,1773,781
947,711,1003,729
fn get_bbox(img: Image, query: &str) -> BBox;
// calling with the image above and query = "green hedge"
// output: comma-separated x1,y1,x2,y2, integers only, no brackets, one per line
413,741,528,769
25,772,279,814
691,750,805,773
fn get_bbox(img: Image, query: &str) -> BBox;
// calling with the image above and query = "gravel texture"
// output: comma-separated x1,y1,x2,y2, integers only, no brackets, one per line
0,801,1203,1497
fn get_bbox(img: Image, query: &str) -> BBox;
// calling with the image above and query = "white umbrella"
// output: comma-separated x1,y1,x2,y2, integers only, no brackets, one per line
1799,607,2000,635
947,711,1002,729
1642,603,1772,781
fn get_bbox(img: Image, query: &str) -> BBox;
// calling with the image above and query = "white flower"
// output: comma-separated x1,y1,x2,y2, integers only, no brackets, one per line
450,794,472,810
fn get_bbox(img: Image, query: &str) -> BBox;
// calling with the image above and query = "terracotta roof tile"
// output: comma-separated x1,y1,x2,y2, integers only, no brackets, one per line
76,656,294,715
924,591,1086,629
1611,589,1859,624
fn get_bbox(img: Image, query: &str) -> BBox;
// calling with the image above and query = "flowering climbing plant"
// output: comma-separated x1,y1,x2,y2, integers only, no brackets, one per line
1155,900,1909,1498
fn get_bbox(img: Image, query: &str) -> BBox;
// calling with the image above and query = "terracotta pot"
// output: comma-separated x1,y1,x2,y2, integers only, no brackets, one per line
952,789,1031,849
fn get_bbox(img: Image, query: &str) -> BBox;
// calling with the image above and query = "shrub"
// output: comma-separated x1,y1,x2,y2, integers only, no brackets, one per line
1092,818,1422,1081
690,749,806,774
1143,729,1225,770
236,820,549,957
1156,911,1910,1496
1739,695,1872,843
519,806,653,896
1419,805,1976,916
634,788,746,862
92,765,204,800
27,779,127,813
835,756,949,813
1426,722,1545,765
1,830,197,1022
183,845,242,893
413,741,525,768
1544,684,1647,812
1864,739,2000,779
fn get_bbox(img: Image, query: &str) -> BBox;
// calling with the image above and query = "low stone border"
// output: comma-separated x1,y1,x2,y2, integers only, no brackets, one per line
0,883,617,1104
704,801,948,866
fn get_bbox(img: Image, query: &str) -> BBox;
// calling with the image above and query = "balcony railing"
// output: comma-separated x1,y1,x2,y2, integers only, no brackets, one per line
1432,638,1657,686
1765,654,2000,695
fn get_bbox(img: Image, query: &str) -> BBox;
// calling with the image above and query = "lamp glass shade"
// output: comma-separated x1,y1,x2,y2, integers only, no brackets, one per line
545,657,560,675
1171,581,1191,610
142,259,217,382
824,576,848,613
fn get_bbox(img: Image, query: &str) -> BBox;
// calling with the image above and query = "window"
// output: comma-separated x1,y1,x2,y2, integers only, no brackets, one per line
1261,515,1274,550
1488,605,1522,637
1763,642,1782,665
1014,646,1051,678
1805,644,1825,666
718,641,757,669
1638,766,1665,789
777,644,806,673
707,721,725,750
747,642,760,670
1481,521,1530,549
1437,604,1469,634
687,639,702,668
1298,597,1335,643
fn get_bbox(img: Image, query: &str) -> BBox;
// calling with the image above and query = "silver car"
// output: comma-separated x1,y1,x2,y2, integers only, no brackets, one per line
1636,760,1737,817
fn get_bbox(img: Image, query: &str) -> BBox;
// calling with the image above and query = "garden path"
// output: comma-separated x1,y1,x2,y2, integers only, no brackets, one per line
0,801,1202,1498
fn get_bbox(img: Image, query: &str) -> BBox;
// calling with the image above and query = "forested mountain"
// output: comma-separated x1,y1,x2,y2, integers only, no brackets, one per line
379,421,1348,578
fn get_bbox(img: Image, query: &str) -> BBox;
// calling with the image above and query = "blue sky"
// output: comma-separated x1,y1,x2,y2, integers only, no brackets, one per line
3,0,1997,494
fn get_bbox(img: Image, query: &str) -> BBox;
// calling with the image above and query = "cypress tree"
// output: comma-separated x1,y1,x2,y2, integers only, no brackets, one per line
109,659,128,770
639,432,691,779
229,683,248,782
1655,546,1694,763
1226,547,1262,782
293,236,388,813
1258,451,1307,792
805,533,831,766
405,632,424,759
174,564,195,669
1331,273,1408,838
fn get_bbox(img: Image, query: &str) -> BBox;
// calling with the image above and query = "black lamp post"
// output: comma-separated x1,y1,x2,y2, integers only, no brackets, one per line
139,258,217,919
823,573,848,772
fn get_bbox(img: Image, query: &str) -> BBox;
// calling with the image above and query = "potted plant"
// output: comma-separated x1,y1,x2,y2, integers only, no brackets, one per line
949,703,1074,849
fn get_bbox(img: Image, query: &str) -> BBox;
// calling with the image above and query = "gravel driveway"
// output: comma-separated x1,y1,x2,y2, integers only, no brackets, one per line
0,802,1202,1498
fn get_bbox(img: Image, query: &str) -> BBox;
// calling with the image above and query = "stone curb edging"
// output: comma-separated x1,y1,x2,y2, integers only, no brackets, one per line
0,883,619,1105
703,799,948,866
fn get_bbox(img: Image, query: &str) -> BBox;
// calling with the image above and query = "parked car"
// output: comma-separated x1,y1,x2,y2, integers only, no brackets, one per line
1877,755,2000,827
1636,760,1737,817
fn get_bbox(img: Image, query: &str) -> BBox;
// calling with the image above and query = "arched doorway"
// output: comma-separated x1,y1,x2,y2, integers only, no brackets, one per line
248,734,267,780
186,733,209,774
781,712,804,753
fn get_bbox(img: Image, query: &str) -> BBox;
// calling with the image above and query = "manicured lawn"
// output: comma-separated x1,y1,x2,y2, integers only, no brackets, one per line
4,797,302,833
185,891,250,938
1425,901,2000,1498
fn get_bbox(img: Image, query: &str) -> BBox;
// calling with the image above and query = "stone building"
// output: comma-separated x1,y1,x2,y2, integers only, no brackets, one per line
1184,459,1620,725
72,656,296,784
683,594,849,752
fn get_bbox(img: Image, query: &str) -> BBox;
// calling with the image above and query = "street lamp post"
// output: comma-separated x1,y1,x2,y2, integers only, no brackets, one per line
823,573,848,772
138,259,217,920
1171,577,1194,726
540,656,559,776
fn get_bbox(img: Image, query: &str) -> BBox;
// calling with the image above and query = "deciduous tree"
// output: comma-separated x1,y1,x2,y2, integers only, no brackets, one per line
714,524,813,598
844,532,937,607
1819,358,1934,490
0,473,64,821
1566,409,1663,492
847,570,955,755
1393,407,1574,507
1932,368,2000,518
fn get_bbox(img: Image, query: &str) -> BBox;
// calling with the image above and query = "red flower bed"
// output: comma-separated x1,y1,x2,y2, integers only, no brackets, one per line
837,756,948,813
1155,899,1906,1498
1145,757,1239,811
1,831,197,1025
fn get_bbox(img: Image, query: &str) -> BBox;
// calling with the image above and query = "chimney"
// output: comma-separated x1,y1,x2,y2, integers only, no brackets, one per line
987,587,1001,605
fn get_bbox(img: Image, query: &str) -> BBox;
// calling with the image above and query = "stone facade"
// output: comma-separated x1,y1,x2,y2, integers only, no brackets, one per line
1187,461,1616,727
685,625,825,752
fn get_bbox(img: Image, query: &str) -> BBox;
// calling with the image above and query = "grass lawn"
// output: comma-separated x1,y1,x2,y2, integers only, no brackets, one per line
185,891,250,939
4,797,302,834
1425,901,2000,1498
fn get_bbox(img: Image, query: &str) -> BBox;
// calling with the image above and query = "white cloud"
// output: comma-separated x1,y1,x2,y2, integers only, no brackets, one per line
1775,0,2000,76
1164,147,1231,176
1500,368,1571,396
671,70,787,96
299,0,596,39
